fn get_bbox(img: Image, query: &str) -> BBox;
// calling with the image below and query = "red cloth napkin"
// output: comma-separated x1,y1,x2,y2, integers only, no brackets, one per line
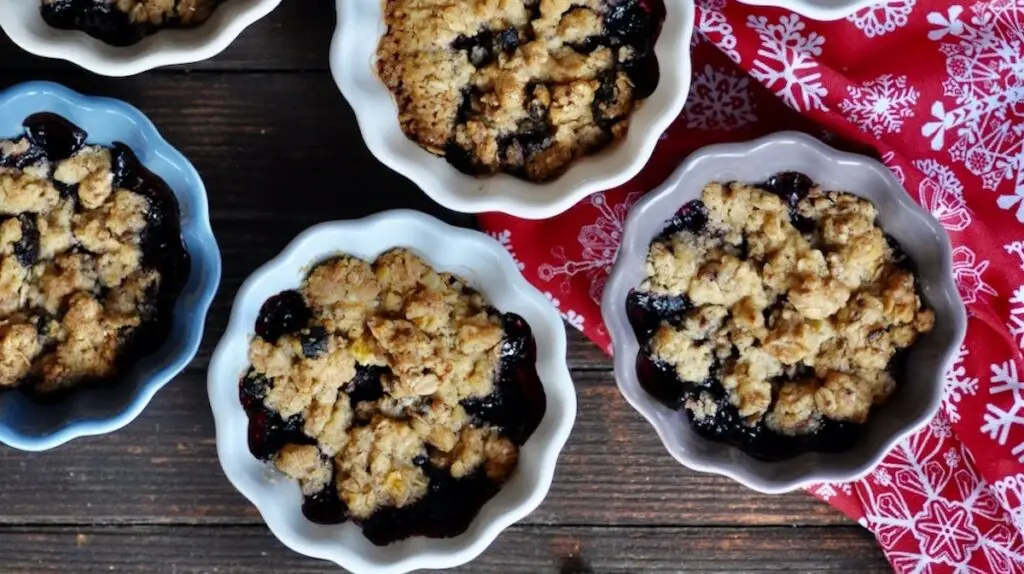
480,1,1024,571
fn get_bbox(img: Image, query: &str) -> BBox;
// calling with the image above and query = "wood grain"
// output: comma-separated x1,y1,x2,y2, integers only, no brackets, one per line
0,525,890,573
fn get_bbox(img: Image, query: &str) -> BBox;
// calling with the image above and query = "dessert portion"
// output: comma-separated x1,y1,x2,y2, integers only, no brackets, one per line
376,0,663,182
239,248,546,545
627,173,935,461
0,113,189,397
40,0,225,46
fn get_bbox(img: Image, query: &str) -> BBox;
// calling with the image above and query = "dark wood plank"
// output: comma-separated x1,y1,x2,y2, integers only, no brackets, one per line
0,525,889,573
0,371,845,526
0,0,335,72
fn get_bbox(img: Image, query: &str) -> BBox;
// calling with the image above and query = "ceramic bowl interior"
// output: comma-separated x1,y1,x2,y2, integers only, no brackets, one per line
601,131,966,493
0,0,282,76
330,0,695,218
736,0,877,20
208,210,576,574
0,82,221,451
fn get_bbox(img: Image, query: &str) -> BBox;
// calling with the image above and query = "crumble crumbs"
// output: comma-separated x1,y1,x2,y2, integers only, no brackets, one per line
375,0,660,182
640,179,935,438
244,248,522,522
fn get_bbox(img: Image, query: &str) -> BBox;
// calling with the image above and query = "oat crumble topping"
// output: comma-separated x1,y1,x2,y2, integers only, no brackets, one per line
41,0,225,46
0,113,188,396
240,248,544,544
628,173,935,458
375,0,662,182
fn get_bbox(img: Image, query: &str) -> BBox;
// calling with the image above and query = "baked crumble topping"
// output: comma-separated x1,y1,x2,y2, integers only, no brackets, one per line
41,0,225,46
375,0,662,182
240,248,546,545
0,113,189,397
627,173,935,460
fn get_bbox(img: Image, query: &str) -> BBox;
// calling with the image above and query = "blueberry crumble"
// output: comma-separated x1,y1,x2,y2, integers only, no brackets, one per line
239,248,546,545
40,0,225,46
627,174,935,461
0,113,189,396
375,0,663,182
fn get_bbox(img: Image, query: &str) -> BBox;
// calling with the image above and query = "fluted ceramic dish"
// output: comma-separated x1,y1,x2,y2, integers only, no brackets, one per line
602,131,967,493
330,0,694,218
0,81,221,451
737,0,876,20
0,0,282,76
208,210,577,573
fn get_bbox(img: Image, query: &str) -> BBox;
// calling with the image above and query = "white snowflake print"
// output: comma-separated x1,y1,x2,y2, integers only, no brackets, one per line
1010,286,1024,350
923,3,1024,222
811,481,853,502
538,192,642,306
982,360,1024,463
860,421,1024,572
544,291,586,331
992,473,1024,536
881,151,905,183
1007,241,1024,272
488,229,525,271
746,14,829,112
846,0,916,38
943,344,979,424
840,74,919,138
914,158,972,232
952,245,997,304
695,0,740,63
683,64,757,131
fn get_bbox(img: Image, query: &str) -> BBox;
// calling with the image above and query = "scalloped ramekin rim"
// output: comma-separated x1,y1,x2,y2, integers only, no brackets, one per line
0,81,222,451
601,131,967,493
329,0,695,219
735,0,877,21
208,210,576,573
0,0,283,76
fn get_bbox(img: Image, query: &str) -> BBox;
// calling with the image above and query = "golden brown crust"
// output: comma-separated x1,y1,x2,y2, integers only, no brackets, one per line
640,180,934,434
375,0,649,181
0,138,164,394
246,248,522,520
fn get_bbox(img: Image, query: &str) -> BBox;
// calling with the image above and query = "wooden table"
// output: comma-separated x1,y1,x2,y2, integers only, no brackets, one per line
0,3,891,572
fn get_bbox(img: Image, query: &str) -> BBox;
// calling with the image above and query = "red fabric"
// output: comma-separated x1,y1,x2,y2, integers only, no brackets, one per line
479,1,1024,571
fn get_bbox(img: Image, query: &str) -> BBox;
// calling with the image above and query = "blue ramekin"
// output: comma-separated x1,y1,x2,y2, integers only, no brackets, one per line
0,81,221,451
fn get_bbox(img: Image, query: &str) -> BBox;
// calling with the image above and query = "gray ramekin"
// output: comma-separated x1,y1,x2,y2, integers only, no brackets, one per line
601,131,967,493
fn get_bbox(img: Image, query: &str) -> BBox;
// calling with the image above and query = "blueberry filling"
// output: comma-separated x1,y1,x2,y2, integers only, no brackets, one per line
240,294,546,544
1,113,189,399
40,0,224,47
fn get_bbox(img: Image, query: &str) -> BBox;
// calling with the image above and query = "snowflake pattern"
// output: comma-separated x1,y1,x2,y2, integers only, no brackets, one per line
881,151,906,183
923,3,1024,222
847,0,917,38
860,420,1024,572
1007,241,1024,272
952,246,998,304
811,481,853,502
488,229,525,271
944,344,979,424
1010,286,1024,350
840,75,919,137
683,64,757,131
992,473,1024,536
695,0,740,63
982,360,1024,463
915,158,972,231
544,292,585,331
746,14,828,112
538,192,641,306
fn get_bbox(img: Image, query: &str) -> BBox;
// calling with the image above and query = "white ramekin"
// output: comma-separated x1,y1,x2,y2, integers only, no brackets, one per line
0,0,282,76
208,210,577,573
330,0,695,219
736,0,877,20
602,132,967,493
